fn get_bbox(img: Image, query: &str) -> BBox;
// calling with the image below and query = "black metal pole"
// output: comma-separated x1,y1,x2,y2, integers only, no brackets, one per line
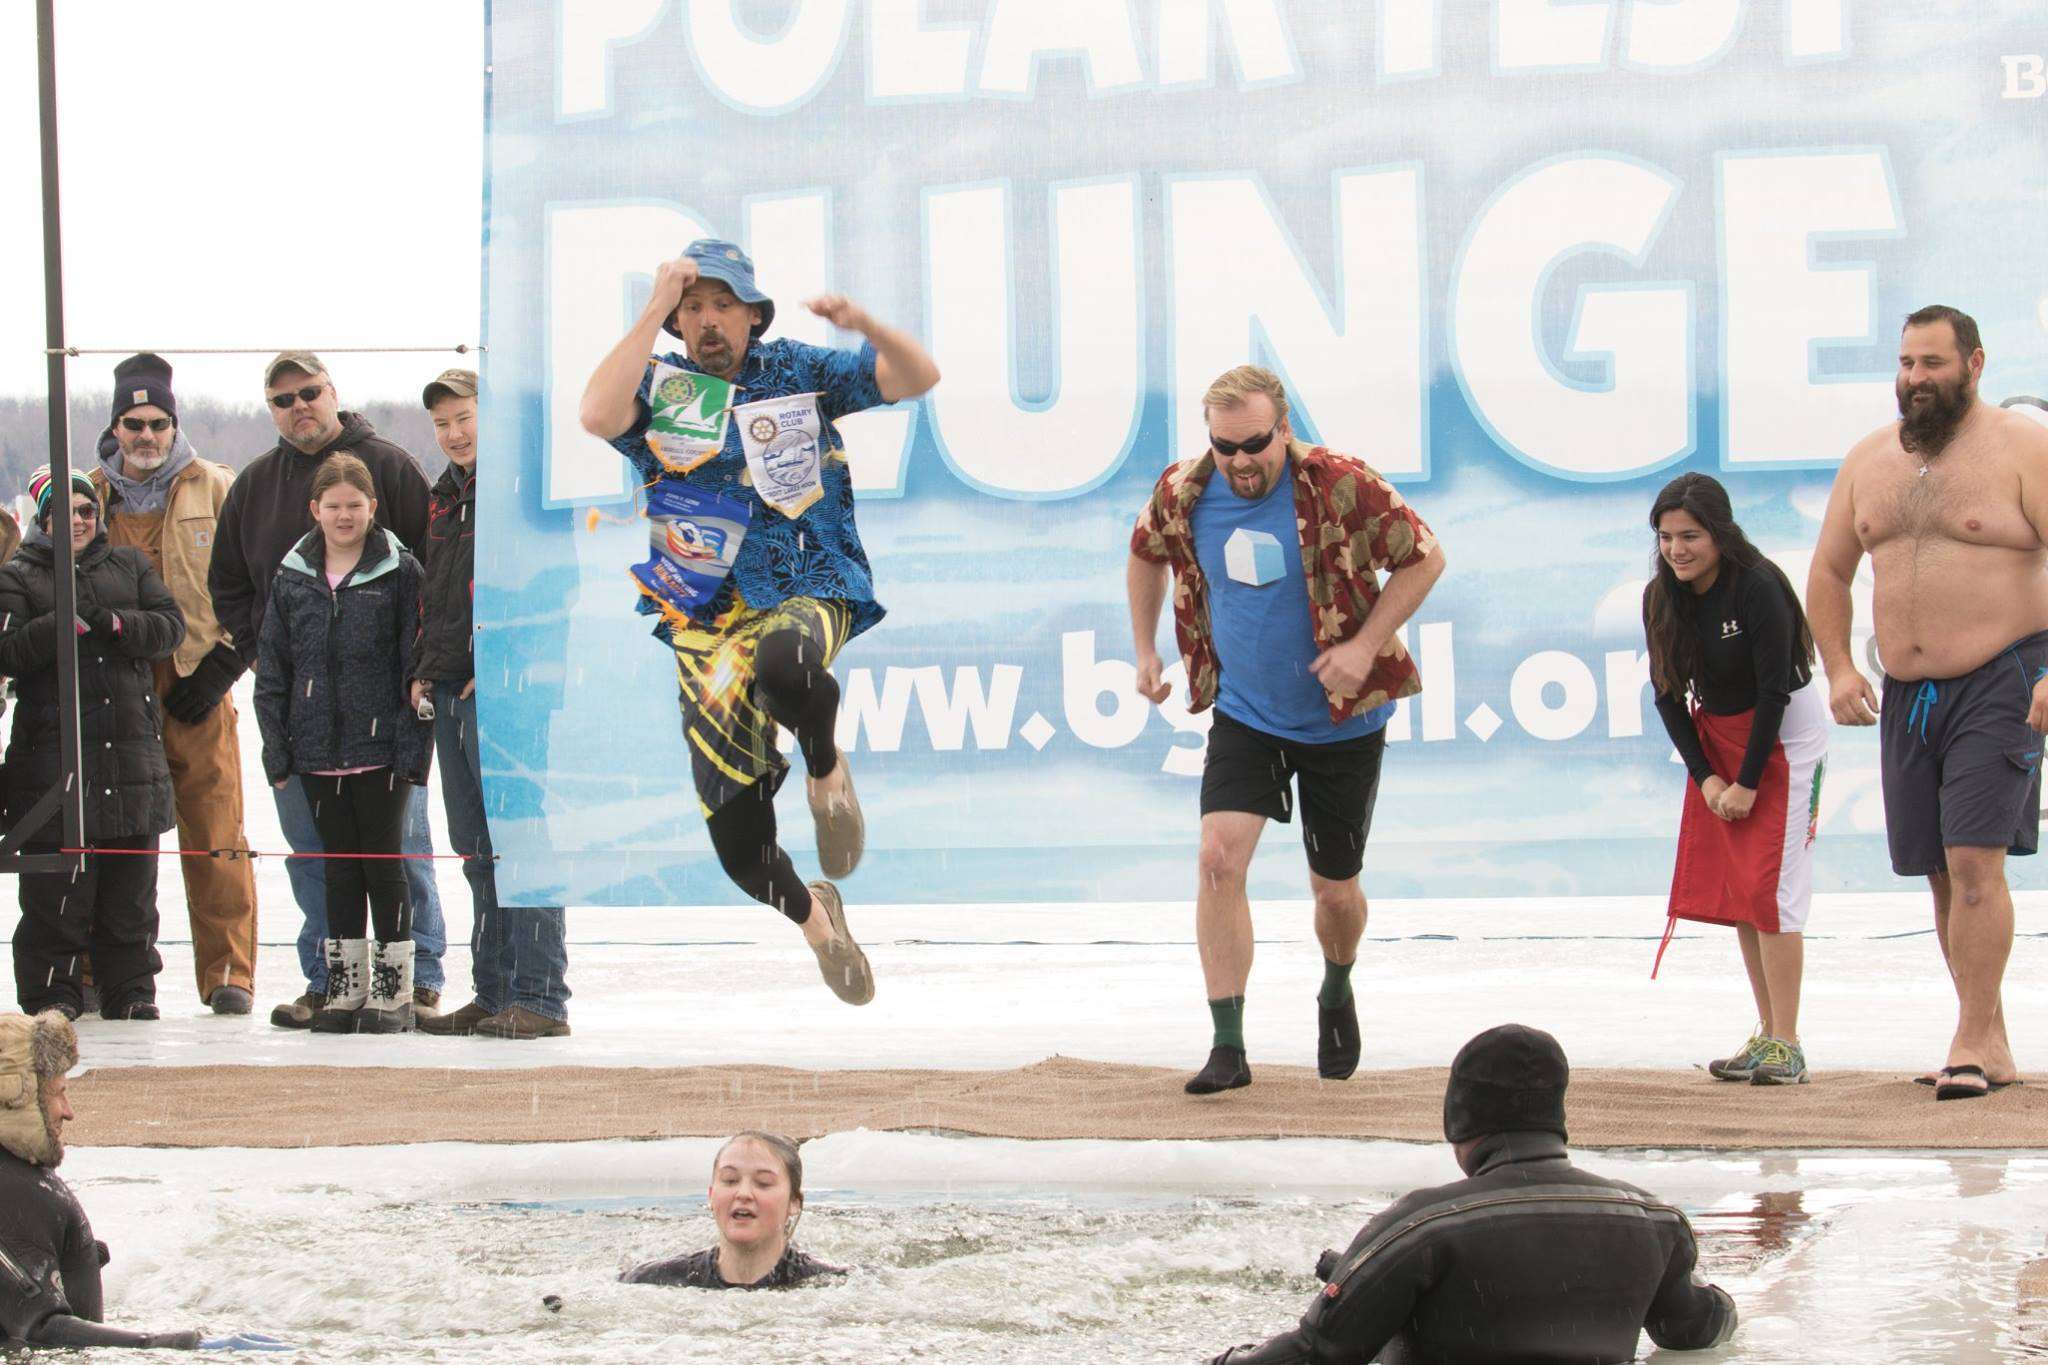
38,0,86,862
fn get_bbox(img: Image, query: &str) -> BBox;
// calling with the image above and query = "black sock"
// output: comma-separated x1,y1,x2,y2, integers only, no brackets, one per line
1318,959,1354,1009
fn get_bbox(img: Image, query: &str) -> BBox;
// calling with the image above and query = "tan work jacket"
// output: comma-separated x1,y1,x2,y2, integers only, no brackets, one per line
92,458,234,677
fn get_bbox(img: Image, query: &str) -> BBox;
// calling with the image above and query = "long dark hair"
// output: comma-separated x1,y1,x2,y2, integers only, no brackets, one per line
1643,473,1814,697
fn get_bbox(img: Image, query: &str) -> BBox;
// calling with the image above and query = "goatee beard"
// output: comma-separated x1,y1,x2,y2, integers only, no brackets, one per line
1898,379,1971,458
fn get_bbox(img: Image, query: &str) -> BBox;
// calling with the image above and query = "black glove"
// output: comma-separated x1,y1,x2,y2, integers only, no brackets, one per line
80,606,119,640
162,643,245,725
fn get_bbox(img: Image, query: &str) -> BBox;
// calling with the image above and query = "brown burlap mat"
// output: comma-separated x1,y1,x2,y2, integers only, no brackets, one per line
67,1058,2045,1150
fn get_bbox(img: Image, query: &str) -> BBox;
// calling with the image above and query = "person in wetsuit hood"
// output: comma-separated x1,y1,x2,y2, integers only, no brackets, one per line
0,1010,204,1349
1208,1024,1738,1363
621,1131,845,1290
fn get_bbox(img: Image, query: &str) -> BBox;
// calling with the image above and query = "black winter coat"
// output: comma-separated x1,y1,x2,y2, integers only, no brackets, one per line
210,412,432,669
410,460,474,683
0,535,184,840
254,527,430,786
1214,1131,1736,1364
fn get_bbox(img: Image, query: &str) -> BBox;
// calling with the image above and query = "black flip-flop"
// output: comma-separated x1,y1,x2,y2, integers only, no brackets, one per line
1914,1072,2021,1089
1934,1064,1992,1100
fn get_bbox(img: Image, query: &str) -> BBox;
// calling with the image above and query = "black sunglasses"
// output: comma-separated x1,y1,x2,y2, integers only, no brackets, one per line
268,384,327,410
1211,426,1278,458
119,416,172,433
68,502,98,520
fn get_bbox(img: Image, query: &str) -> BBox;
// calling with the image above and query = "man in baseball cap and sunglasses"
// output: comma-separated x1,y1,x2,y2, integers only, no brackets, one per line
209,351,448,1028
1128,364,1447,1096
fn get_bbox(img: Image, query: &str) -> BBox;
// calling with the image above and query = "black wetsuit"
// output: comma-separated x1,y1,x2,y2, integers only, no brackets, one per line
0,1148,193,1350
621,1246,846,1290
1211,1132,1737,1364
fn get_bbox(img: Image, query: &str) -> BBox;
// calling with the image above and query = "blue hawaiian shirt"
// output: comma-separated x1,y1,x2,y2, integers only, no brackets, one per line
611,337,887,640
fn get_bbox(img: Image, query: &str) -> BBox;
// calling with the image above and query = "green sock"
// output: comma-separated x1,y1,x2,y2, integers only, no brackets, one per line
1318,959,1354,1009
1208,995,1246,1050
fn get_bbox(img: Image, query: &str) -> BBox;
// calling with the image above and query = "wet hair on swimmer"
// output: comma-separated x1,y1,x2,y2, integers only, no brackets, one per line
310,451,376,505
1642,472,1815,700
715,1130,805,1206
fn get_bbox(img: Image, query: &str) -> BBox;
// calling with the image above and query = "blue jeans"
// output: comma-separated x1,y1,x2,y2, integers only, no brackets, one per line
273,775,447,993
434,683,569,1020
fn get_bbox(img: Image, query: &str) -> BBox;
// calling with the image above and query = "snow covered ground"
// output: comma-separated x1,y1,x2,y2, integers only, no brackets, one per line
31,891,2047,1081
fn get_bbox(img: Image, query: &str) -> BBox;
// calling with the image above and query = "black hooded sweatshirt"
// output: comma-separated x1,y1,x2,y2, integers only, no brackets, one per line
209,412,430,669
410,460,476,683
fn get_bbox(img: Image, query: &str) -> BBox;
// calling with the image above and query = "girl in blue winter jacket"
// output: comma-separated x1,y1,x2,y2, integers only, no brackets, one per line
254,454,430,1034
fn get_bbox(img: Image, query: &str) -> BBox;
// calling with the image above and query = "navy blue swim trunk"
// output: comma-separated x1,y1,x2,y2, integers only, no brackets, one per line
1879,629,2048,876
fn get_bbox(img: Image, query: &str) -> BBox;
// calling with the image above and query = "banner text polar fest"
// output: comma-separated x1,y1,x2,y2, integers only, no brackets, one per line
474,1,2048,906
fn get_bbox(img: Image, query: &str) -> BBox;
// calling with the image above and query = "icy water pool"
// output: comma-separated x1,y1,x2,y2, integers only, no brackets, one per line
59,1134,2048,1362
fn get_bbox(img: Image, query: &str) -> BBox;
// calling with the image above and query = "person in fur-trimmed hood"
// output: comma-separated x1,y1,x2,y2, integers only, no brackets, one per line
0,1011,205,1348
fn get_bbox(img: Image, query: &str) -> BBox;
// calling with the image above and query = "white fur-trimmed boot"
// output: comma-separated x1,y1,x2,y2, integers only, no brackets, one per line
309,940,369,1034
359,940,416,1035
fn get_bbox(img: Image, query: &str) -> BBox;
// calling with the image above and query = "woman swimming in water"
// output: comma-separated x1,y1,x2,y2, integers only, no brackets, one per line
621,1132,845,1290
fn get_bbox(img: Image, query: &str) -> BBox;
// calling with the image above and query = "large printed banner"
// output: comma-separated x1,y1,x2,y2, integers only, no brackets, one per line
477,1,2048,906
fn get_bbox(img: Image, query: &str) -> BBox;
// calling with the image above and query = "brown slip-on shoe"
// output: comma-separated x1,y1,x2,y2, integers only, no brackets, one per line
805,880,875,1005
474,1004,571,1040
418,999,494,1036
806,754,865,879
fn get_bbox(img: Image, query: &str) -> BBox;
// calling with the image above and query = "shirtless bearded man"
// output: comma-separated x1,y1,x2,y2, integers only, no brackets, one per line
1808,305,2048,1099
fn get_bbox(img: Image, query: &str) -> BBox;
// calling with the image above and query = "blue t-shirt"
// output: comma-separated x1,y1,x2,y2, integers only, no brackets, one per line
611,337,886,640
1191,463,1394,744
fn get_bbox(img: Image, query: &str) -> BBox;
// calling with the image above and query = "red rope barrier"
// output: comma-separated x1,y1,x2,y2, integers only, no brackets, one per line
56,847,482,862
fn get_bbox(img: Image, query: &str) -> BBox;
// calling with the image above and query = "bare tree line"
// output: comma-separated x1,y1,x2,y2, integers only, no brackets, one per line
0,394,449,505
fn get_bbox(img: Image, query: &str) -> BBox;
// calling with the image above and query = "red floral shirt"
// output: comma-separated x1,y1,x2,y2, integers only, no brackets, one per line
1129,444,1437,722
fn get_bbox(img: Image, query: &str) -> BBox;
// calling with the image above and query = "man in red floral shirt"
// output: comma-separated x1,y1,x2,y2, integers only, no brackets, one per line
1128,365,1446,1094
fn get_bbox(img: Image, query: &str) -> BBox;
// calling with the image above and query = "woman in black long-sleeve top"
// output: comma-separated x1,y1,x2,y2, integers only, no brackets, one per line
1643,473,1829,1087
0,467,184,1020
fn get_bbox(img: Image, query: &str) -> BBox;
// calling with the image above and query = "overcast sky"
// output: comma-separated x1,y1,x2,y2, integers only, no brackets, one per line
1,1,484,405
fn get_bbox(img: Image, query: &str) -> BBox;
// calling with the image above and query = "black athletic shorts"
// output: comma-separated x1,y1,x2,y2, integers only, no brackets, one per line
1200,709,1385,881
1880,629,2048,876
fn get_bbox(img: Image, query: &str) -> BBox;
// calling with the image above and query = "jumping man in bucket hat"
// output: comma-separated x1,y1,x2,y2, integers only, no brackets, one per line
579,239,939,1005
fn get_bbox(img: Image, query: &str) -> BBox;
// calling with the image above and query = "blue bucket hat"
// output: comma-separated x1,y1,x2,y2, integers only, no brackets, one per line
682,238,774,338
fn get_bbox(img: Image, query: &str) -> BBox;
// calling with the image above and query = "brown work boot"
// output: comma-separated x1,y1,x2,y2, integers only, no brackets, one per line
474,1005,571,1040
412,986,442,1020
804,880,875,1005
418,1000,494,1036
269,987,327,1030
806,753,865,879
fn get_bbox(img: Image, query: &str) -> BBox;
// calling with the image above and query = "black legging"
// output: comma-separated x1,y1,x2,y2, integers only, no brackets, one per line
303,771,413,942
702,626,843,924
753,626,839,781
707,782,812,923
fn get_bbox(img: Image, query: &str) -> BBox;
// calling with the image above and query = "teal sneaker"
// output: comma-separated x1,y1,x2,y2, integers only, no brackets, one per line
1750,1037,1810,1086
1707,1026,1769,1081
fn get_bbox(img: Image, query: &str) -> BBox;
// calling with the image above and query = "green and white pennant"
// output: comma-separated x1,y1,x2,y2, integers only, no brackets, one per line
645,361,736,473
